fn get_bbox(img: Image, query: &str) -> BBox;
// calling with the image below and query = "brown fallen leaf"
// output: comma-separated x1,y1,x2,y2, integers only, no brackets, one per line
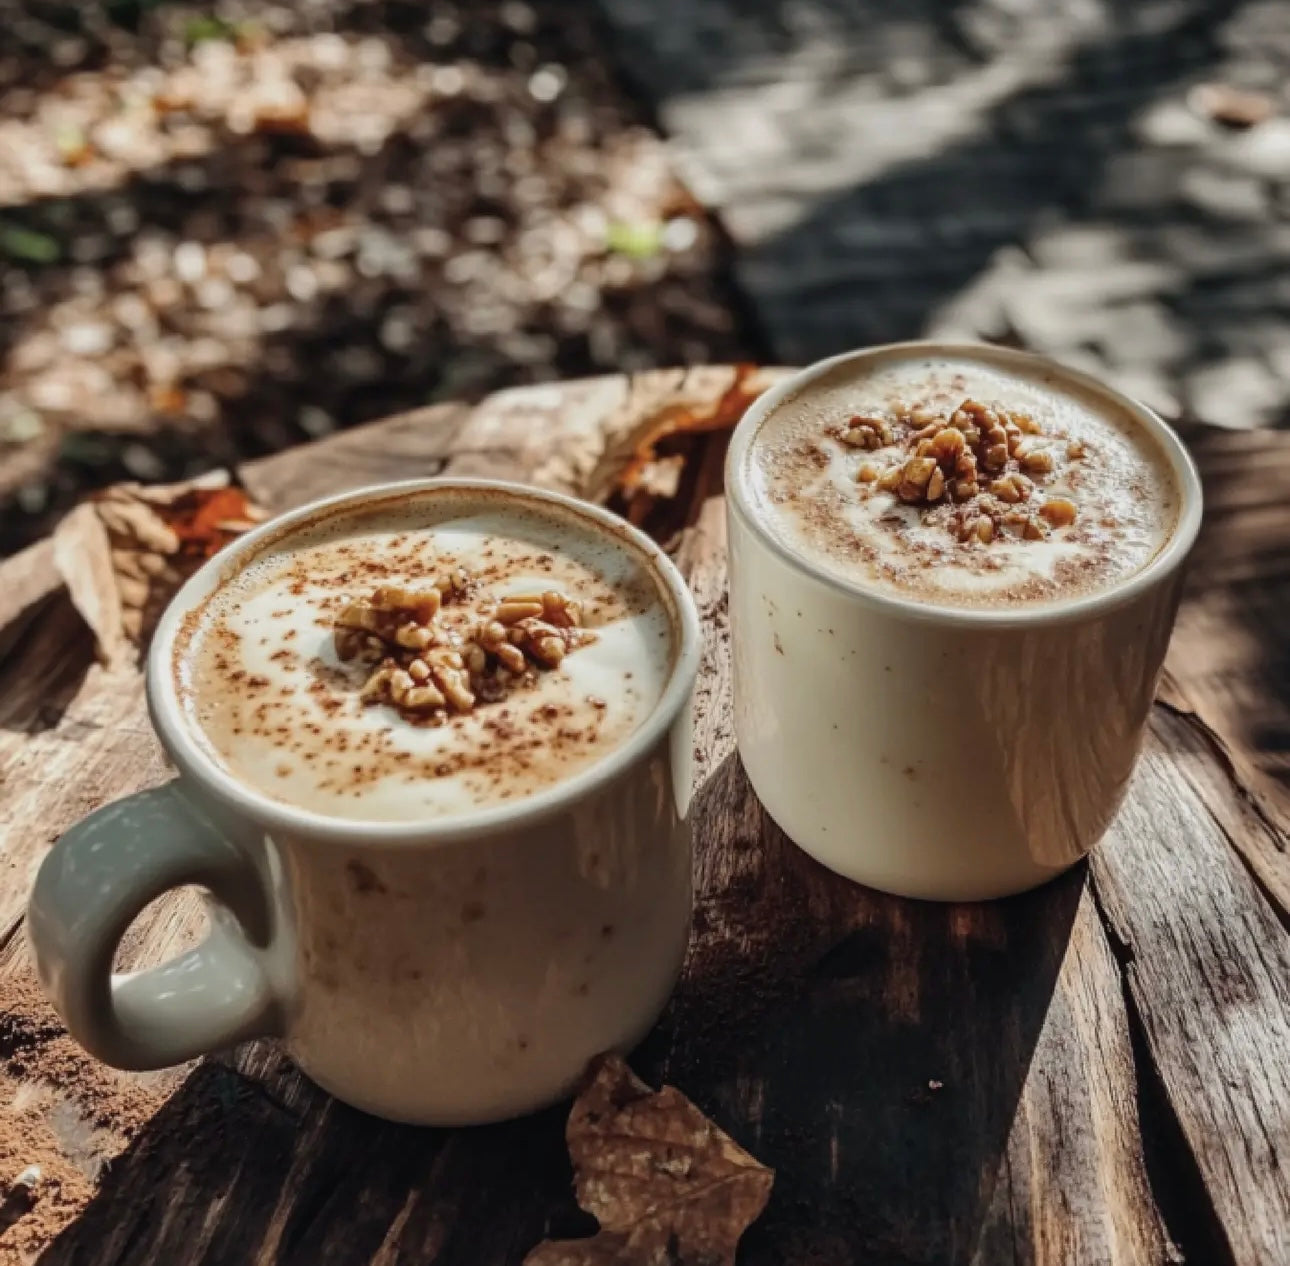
608,364,770,535
53,502,128,667
50,471,267,661
525,1056,773,1266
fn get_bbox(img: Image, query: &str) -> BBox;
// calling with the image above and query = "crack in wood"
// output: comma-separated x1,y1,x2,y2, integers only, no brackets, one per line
1155,697,1287,855
1088,874,1229,1266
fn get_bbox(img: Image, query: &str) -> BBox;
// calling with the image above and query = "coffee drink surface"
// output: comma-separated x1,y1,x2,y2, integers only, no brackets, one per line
175,491,675,821
744,349,1181,608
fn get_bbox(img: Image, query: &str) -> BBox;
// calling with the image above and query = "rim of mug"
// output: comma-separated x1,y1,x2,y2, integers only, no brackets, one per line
146,477,703,845
726,340,1204,628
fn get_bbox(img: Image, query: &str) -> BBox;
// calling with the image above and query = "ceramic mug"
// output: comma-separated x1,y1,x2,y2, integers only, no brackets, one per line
725,343,1203,901
27,480,701,1125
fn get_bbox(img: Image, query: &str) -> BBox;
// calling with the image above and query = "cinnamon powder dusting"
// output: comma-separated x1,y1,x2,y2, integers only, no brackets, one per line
0,974,166,1259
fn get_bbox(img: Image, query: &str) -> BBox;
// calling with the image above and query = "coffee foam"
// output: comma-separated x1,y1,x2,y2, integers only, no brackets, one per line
745,351,1181,608
175,491,676,822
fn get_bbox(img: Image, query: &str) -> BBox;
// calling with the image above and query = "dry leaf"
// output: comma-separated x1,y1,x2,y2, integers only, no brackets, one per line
46,471,267,661
53,502,127,667
608,365,769,533
525,1056,773,1266
95,472,267,650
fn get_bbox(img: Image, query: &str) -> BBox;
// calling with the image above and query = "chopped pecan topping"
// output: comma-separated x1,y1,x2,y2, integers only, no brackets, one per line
334,575,593,721
838,415,894,450
831,395,1085,545
1038,497,1078,527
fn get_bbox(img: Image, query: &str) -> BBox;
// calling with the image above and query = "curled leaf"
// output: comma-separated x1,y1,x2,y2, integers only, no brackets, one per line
49,472,267,661
607,365,773,536
525,1055,773,1266
53,503,126,667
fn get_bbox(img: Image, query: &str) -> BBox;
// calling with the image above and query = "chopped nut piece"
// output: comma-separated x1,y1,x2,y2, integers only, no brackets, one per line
436,568,472,598
541,591,582,628
982,442,1009,472
336,602,381,632
1022,517,1048,540
974,515,994,543
394,622,434,650
530,634,567,667
495,598,545,625
496,641,527,673
360,662,397,701
1067,440,1086,460
930,427,966,467
372,585,441,619
839,416,892,449
1038,497,1078,527
926,467,946,501
989,474,1032,504
897,456,938,503
856,463,880,483
333,628,368,661
876,464,904,492
403,683,447,710
1019,446,1054,475
432,659,476,712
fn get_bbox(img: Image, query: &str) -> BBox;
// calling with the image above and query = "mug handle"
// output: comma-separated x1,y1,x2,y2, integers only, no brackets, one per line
27,780,288,1070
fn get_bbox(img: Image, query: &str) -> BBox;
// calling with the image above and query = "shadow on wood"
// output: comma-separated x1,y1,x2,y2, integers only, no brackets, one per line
33,1051,583,1266
637,752,1085,1265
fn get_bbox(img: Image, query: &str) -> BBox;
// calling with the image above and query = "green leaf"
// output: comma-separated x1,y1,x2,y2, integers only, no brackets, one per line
183,14,237,45
54,124,87,158
605,221,664,260
0,224,60,264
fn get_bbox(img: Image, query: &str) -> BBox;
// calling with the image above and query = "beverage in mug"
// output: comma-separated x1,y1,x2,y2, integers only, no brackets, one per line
177,492,675,820
29,481,701,1125
726,342,1202,900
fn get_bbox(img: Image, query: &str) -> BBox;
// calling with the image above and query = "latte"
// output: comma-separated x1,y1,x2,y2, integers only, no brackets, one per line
174,488,675,821
744,349,1181,607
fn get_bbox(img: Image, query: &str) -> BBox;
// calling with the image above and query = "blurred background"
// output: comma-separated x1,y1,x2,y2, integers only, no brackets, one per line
2,0,1288,556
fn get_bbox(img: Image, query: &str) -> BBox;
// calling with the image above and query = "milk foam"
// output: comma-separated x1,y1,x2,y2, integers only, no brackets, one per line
176,494,675,822
746,352,1180,608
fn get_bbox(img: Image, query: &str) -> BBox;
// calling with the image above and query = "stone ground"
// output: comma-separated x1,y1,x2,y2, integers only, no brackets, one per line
595,0,1290,430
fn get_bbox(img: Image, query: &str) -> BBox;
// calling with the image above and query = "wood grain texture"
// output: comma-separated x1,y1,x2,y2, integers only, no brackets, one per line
0,370,1287,1266
1163,425,1290,848
1093,713,1290,1265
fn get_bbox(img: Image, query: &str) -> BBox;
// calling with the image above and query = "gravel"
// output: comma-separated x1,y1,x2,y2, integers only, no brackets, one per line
0,0,758,554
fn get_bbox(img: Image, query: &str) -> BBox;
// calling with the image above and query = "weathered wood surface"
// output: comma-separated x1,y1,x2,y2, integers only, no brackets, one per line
1,368,1288,1266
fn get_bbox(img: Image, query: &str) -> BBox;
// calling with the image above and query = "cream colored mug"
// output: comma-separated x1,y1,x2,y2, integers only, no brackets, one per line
28,480,701,1125
726,343,1203,901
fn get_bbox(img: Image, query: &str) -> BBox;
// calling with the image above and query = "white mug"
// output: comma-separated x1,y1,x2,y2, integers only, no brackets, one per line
28,480,701,1125
725,343,1203,901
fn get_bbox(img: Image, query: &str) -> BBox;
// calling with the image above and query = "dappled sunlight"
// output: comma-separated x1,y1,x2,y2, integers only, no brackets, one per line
601,0,1290,433
0,1,753,553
